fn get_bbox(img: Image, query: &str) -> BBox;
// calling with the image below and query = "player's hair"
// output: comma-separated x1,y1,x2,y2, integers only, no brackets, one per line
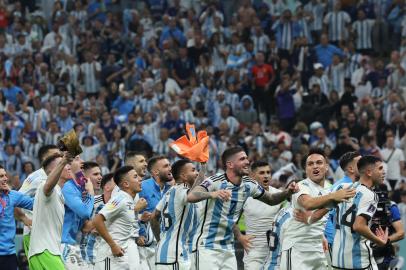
82,161,100,171
221,146,245,169
147,155,167,173
357,155,382,174
339,151,361,171
303,147,327,168
113,166,134,186
251,160,270,172
0,164,3,170
38,144,58,163
101,173,114,190
125,151,147,163
41,153,63,171
171,159,192,180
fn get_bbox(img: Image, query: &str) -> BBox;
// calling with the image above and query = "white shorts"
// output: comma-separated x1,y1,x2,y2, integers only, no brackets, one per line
155,258,191,270
195,248,236,270
94,256,129,270
61,243,92,270
139,244,156,270
243,246,269,270
128,239,141,270
280,246,327,270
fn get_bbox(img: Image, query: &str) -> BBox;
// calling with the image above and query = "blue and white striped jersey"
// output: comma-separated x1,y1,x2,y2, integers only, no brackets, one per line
304,1,326,31
352,19,375,50
81,194,105,264
262,207,293,270
155,184,200,264
332,183,379,269
196,173,265,251
324,11,351,41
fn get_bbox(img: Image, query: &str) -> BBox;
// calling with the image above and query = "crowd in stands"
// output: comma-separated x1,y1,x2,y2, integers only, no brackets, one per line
0,0,406,230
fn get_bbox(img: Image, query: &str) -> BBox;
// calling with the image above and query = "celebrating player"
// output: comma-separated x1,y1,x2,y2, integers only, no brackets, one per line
187,146,298,270
93,166,142,270
28,152,77,270
332,155,388,269
280,148,356,270
238,161,284,270
151,159,203,270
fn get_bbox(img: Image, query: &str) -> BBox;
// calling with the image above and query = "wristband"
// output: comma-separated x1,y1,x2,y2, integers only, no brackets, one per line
307,216,312,225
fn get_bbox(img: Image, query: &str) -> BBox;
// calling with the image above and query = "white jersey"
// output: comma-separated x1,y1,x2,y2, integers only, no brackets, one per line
281,178,330,252
196,173,265,251
18,168,47,235
28,182,65,258
332,183,379,269
263,207,293,270
94,190,137,262
243,186,283,249
155,184,200,265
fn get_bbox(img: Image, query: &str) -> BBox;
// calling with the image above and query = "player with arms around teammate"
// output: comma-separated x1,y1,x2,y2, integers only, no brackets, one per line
187,146,298,270
332,155,388,270
237,161,284,270
280,148,357,270
93,166,142,270
151,159,205,270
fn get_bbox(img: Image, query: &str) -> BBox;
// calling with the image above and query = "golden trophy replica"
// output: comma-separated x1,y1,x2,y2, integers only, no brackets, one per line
58,129,83,156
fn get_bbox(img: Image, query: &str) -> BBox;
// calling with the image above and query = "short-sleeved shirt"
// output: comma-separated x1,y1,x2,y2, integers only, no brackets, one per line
196,173,264,251
252,64,274,88
332,183,379,269
155,184,199,264
0,190,33,255
281,178,331,252
243,186,283,249
29,182,65,258
94,190,136,262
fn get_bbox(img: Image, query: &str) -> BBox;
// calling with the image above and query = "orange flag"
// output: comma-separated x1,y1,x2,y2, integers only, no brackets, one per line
169,123,210,162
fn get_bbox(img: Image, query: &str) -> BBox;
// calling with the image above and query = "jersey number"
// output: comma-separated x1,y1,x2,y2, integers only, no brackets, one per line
162,202,173,231
336,204,356,232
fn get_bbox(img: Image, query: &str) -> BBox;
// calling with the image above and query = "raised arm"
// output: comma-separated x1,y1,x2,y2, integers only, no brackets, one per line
191,163,207,189
44,154,71,196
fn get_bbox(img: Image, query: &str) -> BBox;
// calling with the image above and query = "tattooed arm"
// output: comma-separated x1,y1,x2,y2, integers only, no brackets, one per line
191,163,207,189
257,181,299,206
150,210,161,242
187,186,231,203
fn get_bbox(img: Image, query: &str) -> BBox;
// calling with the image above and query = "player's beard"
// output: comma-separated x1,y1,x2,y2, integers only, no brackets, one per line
235,166,249,177
158,170,173,182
